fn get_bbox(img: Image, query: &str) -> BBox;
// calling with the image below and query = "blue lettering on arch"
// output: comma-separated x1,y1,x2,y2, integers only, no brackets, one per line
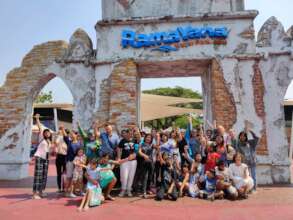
121,26,228,51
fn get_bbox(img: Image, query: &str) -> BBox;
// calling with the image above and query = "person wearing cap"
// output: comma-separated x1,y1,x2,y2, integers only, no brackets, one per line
78,122,101,161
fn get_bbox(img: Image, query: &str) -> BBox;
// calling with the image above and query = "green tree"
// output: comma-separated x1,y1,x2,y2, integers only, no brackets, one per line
35,91,53,104
143,86,202,99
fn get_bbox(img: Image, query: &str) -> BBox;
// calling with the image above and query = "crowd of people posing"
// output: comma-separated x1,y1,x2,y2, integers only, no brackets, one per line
32,114,259,211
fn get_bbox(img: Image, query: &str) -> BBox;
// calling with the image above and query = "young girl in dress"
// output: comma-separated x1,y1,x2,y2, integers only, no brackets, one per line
188,163,200,198
72,148,87,195
78,159,106,212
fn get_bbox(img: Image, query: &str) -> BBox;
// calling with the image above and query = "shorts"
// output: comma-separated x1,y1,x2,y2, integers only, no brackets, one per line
66,161,74,179
72,169,84,182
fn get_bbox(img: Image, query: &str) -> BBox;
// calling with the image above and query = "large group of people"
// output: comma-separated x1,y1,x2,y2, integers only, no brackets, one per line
32,114,259,211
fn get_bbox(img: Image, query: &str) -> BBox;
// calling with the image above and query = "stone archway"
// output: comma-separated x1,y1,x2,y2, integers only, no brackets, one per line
0,29,97,179
0,41,68,179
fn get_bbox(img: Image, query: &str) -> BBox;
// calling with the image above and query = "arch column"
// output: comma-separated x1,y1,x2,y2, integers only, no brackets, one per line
0,41,68,179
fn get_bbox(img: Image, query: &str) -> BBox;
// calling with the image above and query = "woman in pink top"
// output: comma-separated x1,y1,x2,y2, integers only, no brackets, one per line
32,114,53,200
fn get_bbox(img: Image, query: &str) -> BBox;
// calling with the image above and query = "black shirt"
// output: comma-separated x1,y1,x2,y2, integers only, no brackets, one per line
118,139,135,159
178,138,188,155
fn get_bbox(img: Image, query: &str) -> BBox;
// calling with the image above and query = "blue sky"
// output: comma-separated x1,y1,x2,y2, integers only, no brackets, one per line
0,0,292,103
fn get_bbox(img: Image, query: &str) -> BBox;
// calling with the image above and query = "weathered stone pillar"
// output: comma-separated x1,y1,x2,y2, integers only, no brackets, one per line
0,41,68,180
108,60,139,130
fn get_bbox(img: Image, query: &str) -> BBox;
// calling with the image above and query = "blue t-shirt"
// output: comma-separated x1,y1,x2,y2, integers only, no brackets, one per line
87,166,101,180
204,175,216,193
64,137,82,162
160,142,172,154
189,138,201,157
100,132,120,158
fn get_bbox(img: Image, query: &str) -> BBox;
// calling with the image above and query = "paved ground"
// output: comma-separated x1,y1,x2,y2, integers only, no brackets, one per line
1,160,293,220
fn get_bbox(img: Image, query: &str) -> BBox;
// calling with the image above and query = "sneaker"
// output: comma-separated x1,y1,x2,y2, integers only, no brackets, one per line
32,194,41,200
142,193,147,199
119,190,126,197
208,194,215,202
40,192,48,198
127,191,133,197
69,193,77,198
199,192,204,199
243,194,249,199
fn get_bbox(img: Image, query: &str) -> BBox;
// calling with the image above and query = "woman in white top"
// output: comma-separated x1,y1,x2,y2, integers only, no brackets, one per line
229,153,254,199
54,125,68,193
32,114,53,199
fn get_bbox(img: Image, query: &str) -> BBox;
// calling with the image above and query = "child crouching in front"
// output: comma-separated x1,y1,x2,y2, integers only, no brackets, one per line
78,159,104,212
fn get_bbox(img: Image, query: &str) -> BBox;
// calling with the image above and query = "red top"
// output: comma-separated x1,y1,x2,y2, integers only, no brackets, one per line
205,152,221,172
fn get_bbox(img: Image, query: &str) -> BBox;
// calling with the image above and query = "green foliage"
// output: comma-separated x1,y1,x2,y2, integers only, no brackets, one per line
35,91,53,104
143,86,202,99
144,115,203,130
174,116,203,129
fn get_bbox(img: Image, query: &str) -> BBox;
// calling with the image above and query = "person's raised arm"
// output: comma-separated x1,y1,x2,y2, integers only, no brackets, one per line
111,122,121,137
93,120,105,139
245,121,259,149
77,121,88,140
182,151,194,164
35,114,42,133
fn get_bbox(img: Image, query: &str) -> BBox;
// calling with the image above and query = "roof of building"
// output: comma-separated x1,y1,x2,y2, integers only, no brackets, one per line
284,99,293,106
34,94,203,122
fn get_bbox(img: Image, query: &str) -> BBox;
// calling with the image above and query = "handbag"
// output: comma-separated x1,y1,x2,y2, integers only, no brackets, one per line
89,186,102,207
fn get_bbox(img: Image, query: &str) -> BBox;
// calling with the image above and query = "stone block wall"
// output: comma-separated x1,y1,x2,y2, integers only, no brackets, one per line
210,59,237,130
0,41,68,179
109,60,139,130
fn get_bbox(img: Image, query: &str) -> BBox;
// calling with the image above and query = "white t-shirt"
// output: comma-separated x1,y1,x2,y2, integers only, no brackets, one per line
55,135,68,155
229,163,250,179
34,139,51,160
215,166,230,182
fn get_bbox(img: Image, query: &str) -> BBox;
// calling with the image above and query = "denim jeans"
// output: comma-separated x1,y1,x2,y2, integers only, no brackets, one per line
249,165,257,190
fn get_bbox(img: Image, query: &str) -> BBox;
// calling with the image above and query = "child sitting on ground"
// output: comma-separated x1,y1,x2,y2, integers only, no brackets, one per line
199,169,224,201
188,163,200,198
78,159,110,212
178,163,190,197
72,148,87,196
156,152,180,201
215,160,238,200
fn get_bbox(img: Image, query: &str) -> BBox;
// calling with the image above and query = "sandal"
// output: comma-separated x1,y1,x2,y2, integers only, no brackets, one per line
105,195,115,201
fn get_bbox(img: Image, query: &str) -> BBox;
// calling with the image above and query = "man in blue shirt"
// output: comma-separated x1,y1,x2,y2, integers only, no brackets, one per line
99,123,120,159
